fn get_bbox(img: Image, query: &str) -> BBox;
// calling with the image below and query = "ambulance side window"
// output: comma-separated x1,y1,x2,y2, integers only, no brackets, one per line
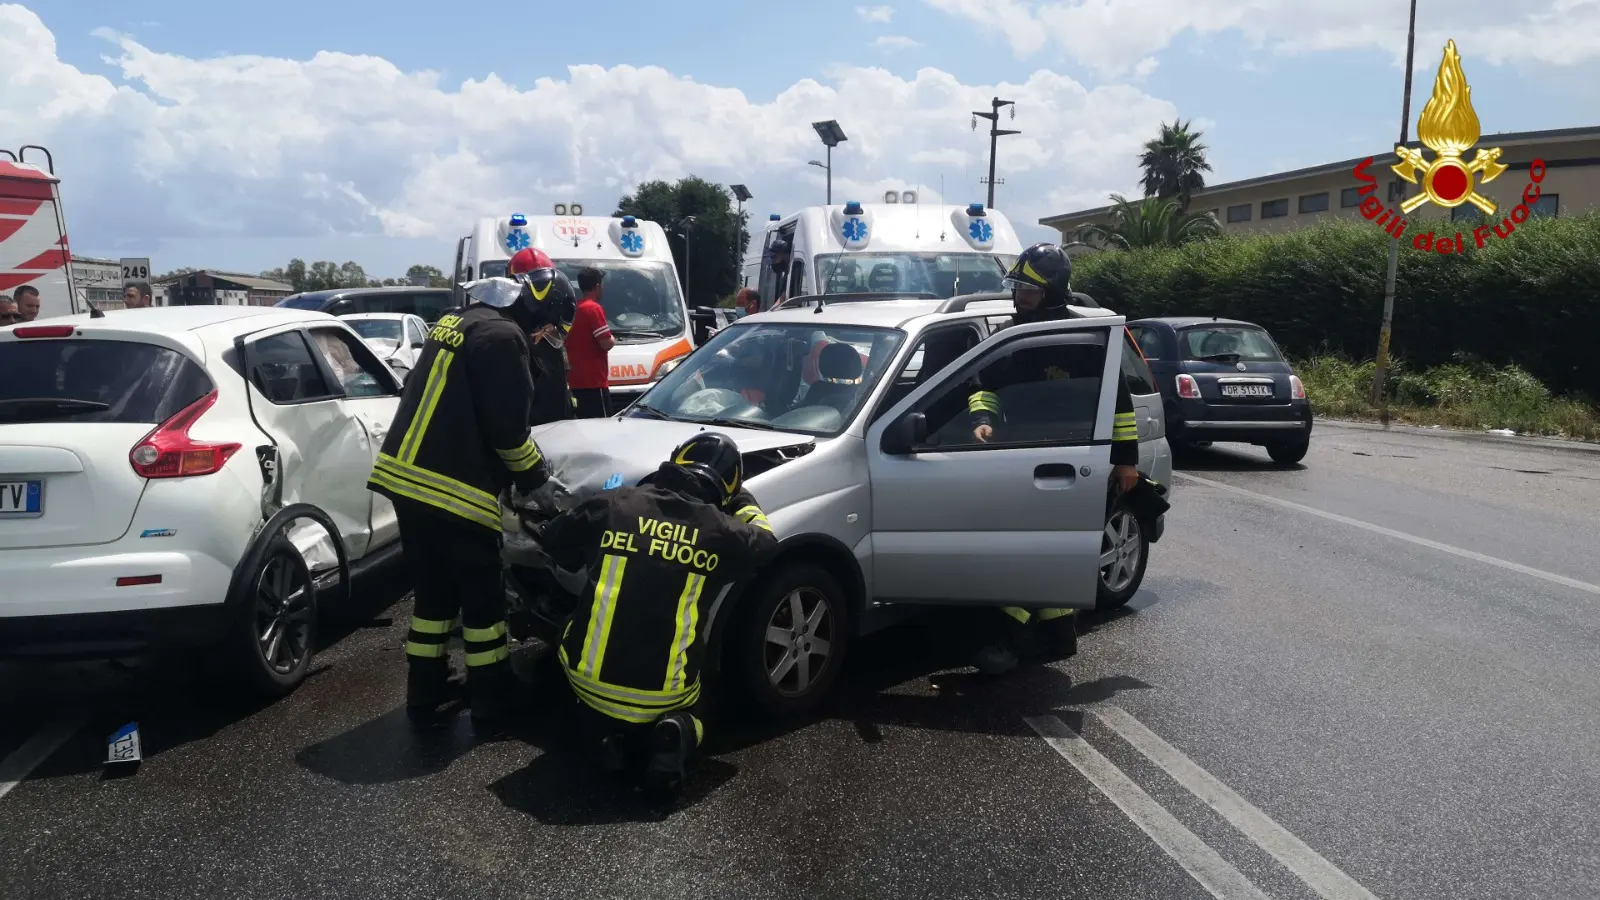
789,259,807,297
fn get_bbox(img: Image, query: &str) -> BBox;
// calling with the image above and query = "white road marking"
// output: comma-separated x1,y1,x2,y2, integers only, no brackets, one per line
0,710,86,802
1092,706,1381,900
1174,472,1600,597
1025,715,1273,900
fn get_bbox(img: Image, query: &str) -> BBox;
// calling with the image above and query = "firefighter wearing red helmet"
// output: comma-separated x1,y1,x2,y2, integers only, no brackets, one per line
508,247,579,424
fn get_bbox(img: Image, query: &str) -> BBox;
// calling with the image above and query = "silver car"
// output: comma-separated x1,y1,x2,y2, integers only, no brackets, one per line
530,294,1173,715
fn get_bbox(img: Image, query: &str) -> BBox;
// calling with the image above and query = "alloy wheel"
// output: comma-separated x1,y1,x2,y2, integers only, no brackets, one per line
763,587,834,697
1100,511,1144,594
255,550,314,676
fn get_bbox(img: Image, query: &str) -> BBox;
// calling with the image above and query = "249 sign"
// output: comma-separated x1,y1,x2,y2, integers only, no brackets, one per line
120,257,151,282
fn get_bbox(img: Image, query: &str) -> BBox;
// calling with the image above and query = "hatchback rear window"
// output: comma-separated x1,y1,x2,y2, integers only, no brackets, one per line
0,339,213,425
1178,326,1283,362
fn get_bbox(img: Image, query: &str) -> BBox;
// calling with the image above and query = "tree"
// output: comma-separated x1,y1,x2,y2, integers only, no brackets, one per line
1071,194,1221,251
406,264,451,288
615,176,746,308
156,266,199,280
1139,119,1213,211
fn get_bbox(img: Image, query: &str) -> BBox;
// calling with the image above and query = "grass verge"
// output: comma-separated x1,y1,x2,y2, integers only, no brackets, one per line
1296,355,1600,441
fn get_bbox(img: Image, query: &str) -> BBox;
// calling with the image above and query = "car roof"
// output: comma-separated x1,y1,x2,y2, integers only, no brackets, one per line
1133,316,1264,330
43,305,333,332
343,312,415,319
285,286,450,302
756,293,1115,330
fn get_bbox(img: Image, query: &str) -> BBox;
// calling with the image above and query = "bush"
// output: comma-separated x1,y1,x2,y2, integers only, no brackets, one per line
1071,211,1600,399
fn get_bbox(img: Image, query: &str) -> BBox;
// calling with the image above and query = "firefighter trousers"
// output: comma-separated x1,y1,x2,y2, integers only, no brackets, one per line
397,508,513,716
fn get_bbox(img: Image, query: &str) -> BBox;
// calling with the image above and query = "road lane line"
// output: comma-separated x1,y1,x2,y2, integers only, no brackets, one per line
1025,715,1273,900
0,710,86,802
1092,706,1381,900
1174,472,1600,597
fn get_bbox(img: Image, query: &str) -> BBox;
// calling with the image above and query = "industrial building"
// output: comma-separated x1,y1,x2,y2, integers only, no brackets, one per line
153,270,294,307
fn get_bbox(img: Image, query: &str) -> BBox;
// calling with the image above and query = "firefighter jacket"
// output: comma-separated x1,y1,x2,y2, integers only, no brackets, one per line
966,299,1139,467
543,471,779,724
367,304,551,532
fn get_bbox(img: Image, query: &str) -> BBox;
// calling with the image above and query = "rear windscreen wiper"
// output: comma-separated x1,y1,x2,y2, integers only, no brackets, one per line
0,397,112,423
1194,353,1242,363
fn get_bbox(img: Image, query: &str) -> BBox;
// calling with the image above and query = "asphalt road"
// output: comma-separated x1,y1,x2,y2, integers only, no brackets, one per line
3,420,1599,900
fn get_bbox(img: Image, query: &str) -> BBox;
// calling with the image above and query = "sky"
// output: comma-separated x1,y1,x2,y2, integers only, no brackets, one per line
6,0,1599,279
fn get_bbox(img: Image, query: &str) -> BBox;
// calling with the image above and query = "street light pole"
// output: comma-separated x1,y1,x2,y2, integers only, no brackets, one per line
972,98,1019,209
1371,0,1420,421
826,145,832,204
678,216,696,305
811,120,847,206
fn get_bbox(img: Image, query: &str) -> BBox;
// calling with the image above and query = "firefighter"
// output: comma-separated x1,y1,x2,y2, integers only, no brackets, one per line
366,265,569,735
506,247,579,425
538,432,778,798
968,242,1141,675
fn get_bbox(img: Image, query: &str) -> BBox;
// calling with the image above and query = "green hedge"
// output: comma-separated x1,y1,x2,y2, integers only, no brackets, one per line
1070,211,1600,400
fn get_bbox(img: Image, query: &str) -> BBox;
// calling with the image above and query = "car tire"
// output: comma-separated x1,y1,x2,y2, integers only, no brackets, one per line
1096,504,1150,610
1267,440,1310,465
729,562,851,717
228,537,319,698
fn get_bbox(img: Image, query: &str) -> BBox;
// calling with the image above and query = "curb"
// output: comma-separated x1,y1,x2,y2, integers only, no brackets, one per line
1315,418,1600,456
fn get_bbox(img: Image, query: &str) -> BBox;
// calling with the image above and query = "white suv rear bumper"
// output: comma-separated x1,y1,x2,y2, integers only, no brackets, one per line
0,544,237,618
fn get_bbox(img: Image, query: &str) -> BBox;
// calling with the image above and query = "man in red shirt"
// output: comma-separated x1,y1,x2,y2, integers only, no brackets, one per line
568,267,617,417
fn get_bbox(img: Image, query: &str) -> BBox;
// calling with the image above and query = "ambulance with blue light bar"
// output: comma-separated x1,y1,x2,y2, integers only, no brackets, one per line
455,209,693,403
748,196,1025,312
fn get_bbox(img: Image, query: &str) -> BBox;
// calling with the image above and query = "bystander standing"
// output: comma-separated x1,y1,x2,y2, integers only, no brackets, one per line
567,267,617,418
14,285,40,322
0,295,18,326
123,281,153,309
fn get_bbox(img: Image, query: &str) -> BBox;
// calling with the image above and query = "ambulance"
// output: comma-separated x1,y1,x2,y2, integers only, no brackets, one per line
455,211,694,404
748,199,1026,312
1,147,77,321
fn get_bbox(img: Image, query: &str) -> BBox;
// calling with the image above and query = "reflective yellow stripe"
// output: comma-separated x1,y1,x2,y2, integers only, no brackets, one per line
397,348,454,463
410,616,454,634
968,390,1001,414
495,439,543,472
1037,608,1076,621
560,646,701,706
566,688,677,724
735,505,773,533
462,622,507,642
368,467,499,530
464,644,509,667
1114,429,1138,441
375,454,498,514
692,716,704,744
579,554,627,679
1001,606,1031,624
664,572,706,691
1114,412,1136,422
406,641,448,658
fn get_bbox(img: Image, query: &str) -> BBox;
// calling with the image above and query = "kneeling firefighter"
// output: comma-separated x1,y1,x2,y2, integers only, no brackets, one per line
539,432,778,797
967,242,1141,675
367,268,569,734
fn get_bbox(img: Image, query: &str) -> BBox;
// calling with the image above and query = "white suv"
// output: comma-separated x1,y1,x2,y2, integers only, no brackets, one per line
528,293,1173,715
0,307,405,696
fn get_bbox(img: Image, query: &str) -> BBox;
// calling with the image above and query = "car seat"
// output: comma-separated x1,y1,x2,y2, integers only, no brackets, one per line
801,342,866,415
867,264,900,293
1199,331,1241,356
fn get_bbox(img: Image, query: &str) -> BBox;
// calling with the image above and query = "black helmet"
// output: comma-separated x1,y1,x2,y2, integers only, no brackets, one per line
1005,242,1073,299
667,432,743,508
519,268,577,330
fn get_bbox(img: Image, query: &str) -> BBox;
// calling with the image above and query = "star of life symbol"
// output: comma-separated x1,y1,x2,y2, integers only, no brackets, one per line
619,231,643,253
504,229,531,252
969,219,993,242
842,218,868,242
1392,40,1507,216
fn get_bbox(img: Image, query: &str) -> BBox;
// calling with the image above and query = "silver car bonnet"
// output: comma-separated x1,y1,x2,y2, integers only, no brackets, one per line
530,417,816,497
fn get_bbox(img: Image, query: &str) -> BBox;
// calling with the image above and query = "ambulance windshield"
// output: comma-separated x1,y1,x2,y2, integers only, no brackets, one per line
477,259,686,340
816,252,1017,298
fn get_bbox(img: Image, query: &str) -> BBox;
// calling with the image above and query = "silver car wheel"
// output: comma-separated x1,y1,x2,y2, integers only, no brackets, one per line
763,587,834,697
1100,511,1144,594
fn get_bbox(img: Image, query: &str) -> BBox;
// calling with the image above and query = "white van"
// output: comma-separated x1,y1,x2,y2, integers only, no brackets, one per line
750,201,1025,312
1,147,78,321
455,212,694,405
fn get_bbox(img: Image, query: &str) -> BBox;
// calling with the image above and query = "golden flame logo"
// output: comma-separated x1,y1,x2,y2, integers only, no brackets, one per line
1392,40,1508,215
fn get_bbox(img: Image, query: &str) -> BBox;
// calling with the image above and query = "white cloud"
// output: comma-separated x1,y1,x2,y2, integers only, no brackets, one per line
921,0,1600,78
874,35,920,51
0,4,1178,272
856,5,895,23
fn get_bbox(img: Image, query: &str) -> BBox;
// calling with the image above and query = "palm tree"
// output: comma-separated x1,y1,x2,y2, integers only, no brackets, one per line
1139,119,1213,210
1070,194,1221,251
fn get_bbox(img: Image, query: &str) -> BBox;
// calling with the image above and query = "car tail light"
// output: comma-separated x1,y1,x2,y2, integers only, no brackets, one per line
13,325,76,338
1176,374,1200,399
1289,375,1306,399
129,390,241,478
116,575,162,587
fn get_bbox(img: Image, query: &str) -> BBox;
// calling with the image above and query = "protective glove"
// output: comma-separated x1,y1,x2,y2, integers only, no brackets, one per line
514,474,573,516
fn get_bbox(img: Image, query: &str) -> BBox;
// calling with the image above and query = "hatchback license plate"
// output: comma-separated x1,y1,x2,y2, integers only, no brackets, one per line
0,481,43,518
1221,384,1273,398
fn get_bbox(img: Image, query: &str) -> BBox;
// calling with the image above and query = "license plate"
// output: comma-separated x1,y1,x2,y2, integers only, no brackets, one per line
0,481,43,517
1221,384,1274,398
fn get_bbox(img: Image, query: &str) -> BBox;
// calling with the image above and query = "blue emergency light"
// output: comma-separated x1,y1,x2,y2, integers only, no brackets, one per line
509,213,527,227
769,213,781,221
967,203,986,216
843,201,864,215
621,215,637,227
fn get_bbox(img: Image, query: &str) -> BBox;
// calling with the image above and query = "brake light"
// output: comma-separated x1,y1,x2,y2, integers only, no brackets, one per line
1290,375,1306,399
129,390,241,478
13,325,75,338
1176,374,1200,399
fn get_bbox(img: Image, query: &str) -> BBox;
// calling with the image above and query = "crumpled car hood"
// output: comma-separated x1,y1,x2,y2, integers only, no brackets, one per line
530,417,815,499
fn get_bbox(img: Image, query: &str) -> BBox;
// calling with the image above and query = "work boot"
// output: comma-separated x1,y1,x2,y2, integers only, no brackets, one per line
597,733,630,777
1037,613,1078,661
973,614,1039,675
406,659,460,728
468,661,515,739
643,713,698,799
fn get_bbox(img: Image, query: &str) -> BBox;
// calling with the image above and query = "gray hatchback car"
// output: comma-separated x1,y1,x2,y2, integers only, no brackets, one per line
529,293,1174,715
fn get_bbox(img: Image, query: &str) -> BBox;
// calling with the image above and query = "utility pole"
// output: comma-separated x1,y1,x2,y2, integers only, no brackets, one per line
1370,0,1420,423
972,98,1019,209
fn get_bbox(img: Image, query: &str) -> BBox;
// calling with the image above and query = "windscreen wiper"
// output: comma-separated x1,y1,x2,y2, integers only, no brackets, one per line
1194,353,1242,363
612,329,670,339
0,397,111,423
626,403,672,420
696,416,779,431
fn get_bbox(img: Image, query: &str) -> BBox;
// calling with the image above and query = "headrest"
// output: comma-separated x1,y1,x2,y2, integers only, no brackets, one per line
818,342,863,384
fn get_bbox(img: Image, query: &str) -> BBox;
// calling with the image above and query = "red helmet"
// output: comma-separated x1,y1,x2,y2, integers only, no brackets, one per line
508,247,555,275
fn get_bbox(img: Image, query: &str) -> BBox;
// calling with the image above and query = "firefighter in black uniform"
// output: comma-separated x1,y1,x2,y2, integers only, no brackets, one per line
967,242,1141,675
507,247,579,425
539,432,778,798
366,267,569,734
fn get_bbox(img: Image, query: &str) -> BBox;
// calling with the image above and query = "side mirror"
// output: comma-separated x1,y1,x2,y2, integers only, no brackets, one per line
411,340,425,349
689,307,717,346
386,357,411,385
880,412,927,455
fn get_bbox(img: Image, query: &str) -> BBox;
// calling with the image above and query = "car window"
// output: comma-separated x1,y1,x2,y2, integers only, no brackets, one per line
406,318,426,347
912,333,1108,450
1127,325,1165,359
0,339,213,425
789,260,807,297
248,332,336,404
1178,326,1283,361
325,297,358,316
308,327,399,398
1120,329,1158,395
346,318,404,343
409,293,453,323
872,324,984,423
